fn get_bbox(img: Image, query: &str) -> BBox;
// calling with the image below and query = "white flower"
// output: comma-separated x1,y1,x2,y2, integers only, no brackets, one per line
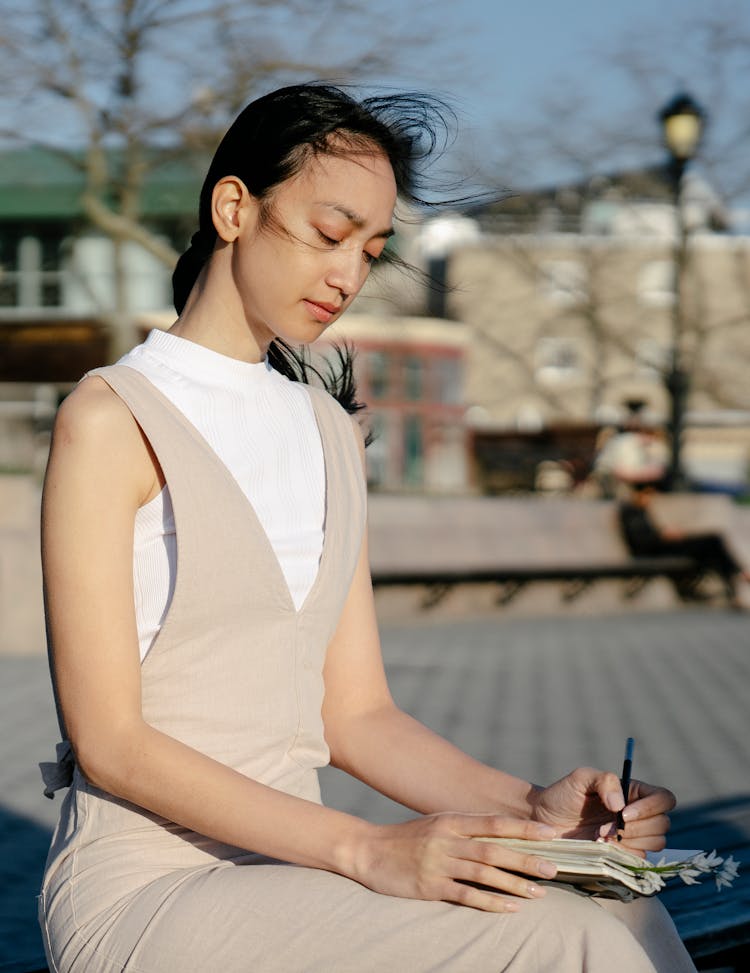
678,867,704,886
639,872,666,894
692,850,723,873
632,849,741,892
715,856,740,891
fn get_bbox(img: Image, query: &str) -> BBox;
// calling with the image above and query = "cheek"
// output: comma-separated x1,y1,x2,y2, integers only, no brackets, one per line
233,237,288,294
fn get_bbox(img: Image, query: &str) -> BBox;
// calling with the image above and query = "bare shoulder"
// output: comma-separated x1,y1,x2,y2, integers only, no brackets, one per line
54,375,135,442
48,375,156,506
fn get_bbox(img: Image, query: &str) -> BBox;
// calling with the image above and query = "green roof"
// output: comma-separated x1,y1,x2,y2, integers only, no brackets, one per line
0,146,206,220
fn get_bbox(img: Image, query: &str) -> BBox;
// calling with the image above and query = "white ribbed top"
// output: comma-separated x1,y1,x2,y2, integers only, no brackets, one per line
117,329,326,660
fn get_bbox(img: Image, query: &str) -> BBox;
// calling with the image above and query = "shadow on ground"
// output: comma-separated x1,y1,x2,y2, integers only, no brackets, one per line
0,805,50,970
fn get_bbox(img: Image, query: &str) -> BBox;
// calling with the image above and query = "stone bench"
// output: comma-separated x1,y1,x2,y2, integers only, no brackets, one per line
367,494,728,606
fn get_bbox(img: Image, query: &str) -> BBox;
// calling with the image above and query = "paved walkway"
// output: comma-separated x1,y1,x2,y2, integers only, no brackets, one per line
2,608,749,969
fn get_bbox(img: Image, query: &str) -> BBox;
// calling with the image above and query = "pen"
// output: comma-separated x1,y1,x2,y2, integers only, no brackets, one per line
616,737,635,839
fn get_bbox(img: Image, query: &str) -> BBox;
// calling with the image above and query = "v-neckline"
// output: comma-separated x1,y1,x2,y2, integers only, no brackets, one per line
117,364,332,618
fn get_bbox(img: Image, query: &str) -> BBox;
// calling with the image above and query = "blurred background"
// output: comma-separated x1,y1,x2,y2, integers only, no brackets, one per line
1,1,749,970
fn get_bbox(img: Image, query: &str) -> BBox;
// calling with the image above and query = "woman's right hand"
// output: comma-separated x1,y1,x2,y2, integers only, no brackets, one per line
350,813,559,913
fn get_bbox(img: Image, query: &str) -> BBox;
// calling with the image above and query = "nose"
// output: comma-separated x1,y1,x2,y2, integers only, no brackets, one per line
325,247,368,301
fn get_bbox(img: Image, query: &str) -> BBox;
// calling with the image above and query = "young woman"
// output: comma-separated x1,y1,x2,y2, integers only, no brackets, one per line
39,84,696,972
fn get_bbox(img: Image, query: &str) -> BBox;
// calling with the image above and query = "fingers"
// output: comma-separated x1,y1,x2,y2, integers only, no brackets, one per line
590,769,627,812
619,834,668,855
421,814,561,911
450,854,549,900
466,836,558,882
361,813,562,913
621,812,671,838
623,780,676,822
443,839,557,912
449,812,557,842
445,881,522,913
616,809,671,854
589,772,675,826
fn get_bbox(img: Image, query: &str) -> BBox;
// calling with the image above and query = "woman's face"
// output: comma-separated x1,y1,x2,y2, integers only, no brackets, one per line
229,148,397,350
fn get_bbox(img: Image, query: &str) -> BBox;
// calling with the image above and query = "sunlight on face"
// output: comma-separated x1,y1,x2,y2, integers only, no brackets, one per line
233,149,398,350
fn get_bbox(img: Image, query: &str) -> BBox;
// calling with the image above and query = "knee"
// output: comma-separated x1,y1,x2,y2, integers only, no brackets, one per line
511,888,658,971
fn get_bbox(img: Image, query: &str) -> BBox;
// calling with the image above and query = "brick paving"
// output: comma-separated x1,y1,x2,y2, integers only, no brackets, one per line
2,608,749,969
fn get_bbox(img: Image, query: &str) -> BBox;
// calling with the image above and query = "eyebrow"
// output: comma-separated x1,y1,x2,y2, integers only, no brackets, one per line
319,202,395,239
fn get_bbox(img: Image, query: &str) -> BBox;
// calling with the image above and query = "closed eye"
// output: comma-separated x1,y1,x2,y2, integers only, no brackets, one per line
316,229,340,246
316,227,381,266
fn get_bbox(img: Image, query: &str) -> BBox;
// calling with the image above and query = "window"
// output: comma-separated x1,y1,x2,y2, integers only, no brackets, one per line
365,412,389,488
434,356,462,404
637,261,675,308
368,350,390,399
538,260,587,306
0,233,19,306
402,415,424,486
403,356,423,400
0,229,64,308
535,337,581,384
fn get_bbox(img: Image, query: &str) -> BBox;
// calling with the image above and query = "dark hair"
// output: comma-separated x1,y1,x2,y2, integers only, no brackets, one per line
172,83,452,417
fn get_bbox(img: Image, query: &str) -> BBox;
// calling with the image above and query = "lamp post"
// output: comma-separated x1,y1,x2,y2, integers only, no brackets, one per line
658,92,706,492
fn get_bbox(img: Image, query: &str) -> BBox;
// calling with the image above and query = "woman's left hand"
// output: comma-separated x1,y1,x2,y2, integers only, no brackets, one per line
529,767,675,856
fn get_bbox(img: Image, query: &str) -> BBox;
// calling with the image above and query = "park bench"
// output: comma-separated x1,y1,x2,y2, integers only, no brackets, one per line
371,557,701,607
368,494,717,608
660,793,750,972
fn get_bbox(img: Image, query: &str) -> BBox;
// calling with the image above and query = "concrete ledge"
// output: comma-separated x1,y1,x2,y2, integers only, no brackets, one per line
3,485,749,653
0,476,45,654
368,493,749,573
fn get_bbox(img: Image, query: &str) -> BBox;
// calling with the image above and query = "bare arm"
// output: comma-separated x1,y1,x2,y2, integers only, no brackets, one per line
321,423,675,856
321,525,540,819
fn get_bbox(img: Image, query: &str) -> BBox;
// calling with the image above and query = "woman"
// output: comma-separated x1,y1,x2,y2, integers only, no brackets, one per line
39,84,695,972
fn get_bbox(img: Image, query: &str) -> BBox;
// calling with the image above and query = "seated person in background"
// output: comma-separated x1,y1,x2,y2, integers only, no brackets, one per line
618,483,750,608
593,422,668,499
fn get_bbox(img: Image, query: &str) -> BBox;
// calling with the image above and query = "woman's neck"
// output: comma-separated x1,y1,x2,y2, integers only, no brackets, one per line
172,255,271,364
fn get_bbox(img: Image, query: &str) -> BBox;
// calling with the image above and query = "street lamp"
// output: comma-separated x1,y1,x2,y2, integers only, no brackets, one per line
658,92,706,491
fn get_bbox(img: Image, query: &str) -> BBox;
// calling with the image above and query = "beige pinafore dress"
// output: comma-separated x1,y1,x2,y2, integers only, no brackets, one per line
38,365,694,973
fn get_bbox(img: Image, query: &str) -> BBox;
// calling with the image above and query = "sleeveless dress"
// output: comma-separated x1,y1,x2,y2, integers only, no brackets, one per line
38,364,695,972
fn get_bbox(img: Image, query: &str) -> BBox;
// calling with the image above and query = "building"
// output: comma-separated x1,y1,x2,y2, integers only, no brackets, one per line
316,314,469,492
0,146,474,491
0,146,203,380
438,169,750,493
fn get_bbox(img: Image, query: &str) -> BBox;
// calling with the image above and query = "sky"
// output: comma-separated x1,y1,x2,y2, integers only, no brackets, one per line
394,0,723,119
373,0,749,197
3,0,748,200
421,0,685,112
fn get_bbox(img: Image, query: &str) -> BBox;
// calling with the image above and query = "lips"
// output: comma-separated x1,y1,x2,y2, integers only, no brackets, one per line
303,299,340,324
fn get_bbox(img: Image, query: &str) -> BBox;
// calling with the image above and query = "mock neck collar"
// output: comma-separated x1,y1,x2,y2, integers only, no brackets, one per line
142,329,276,389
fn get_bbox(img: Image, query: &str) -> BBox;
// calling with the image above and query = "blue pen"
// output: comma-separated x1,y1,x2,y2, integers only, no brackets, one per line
616,737,635,838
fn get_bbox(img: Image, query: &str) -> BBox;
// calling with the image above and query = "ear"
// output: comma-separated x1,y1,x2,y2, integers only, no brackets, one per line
211,176,258,243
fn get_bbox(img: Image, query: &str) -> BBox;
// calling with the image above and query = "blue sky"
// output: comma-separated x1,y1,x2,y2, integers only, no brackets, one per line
377,0,749,196
3,0,747,198
400,0,731,118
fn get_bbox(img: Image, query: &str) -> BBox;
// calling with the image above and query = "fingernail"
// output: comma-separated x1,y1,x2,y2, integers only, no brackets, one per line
622,806,638,822
605,791,624,812
505,902,521,912
538,861,557,878
527,883,546,897
534,824,557,838
599,822,617,839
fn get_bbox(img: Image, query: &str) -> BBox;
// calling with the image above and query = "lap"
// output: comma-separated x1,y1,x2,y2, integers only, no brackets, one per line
46,859,693,972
